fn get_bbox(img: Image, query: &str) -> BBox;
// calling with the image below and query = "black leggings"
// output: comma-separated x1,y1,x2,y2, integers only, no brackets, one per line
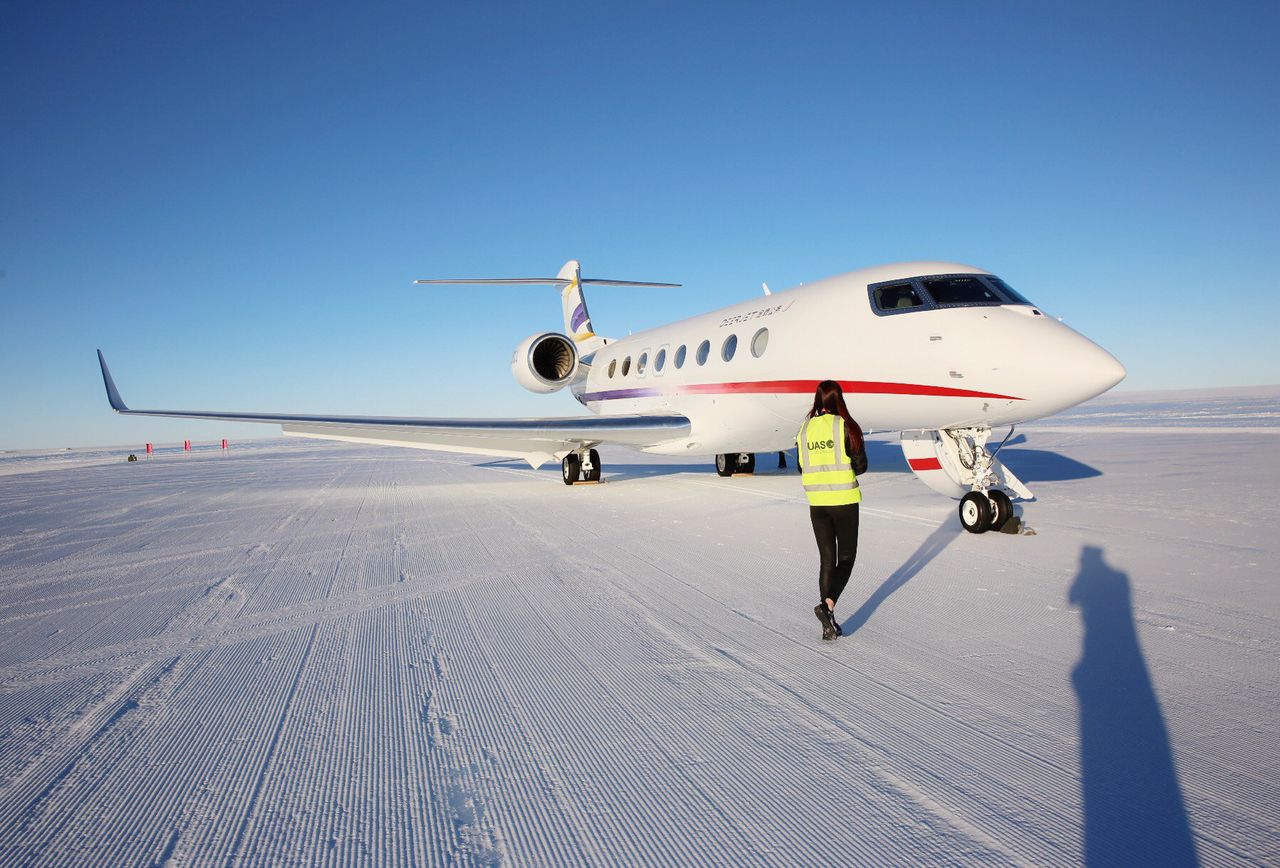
809,503,860,605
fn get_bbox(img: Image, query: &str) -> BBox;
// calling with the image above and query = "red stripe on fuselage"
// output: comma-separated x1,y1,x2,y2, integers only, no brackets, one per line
907,457,943,471
676,379,1023,401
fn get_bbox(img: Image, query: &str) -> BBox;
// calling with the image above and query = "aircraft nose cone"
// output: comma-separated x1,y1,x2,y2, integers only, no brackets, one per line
1086,345,1126,396
994,316,1126,420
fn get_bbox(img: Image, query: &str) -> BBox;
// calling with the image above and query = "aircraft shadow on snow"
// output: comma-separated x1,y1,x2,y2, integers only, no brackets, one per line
863,435,1103,483
475,435,1100,484
1069,546,1199,866
475,458,733,482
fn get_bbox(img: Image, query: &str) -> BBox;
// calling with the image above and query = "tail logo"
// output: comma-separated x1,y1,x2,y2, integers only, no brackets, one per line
570,301,590,335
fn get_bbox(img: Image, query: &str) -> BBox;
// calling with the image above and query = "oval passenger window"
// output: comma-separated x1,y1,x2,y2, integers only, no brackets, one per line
751,328,769,358
722,334,737,362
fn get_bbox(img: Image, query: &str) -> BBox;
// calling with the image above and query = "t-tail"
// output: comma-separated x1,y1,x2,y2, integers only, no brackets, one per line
558,260,595,343
414,260,680,351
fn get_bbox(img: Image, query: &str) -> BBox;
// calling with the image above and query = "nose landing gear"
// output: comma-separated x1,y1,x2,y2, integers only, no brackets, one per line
956,429,1022,533
959,488,1017,534
901,426,1030,534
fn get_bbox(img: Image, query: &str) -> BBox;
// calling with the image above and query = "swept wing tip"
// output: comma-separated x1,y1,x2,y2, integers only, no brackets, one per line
96,349,128,412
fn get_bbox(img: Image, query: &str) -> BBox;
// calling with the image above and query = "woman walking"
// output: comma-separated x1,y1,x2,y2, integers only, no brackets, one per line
797,381,868,640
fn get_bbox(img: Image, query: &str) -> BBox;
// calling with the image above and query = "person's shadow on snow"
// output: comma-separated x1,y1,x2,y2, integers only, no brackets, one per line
1069,546,1198,866
839,518,959,635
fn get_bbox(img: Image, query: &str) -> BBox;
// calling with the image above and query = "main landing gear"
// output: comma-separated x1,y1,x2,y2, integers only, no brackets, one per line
715,452,755,476
561,448,602,485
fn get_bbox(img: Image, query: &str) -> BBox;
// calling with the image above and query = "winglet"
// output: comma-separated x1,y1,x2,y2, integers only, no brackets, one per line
96,350,129,412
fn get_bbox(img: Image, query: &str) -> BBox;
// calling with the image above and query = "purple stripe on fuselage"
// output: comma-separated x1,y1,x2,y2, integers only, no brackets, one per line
570,303,588,332
579,387,661,401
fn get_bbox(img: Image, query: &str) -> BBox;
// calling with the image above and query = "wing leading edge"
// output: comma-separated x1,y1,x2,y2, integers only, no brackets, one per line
96,350,689,468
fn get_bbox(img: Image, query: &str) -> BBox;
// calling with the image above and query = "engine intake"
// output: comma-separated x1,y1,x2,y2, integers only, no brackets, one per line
512,332,579,394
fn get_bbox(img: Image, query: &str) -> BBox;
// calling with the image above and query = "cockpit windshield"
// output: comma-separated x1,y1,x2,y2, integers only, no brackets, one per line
868,273,1036,316
920,276,1001,305
872,283,925,311
984,276,1032,305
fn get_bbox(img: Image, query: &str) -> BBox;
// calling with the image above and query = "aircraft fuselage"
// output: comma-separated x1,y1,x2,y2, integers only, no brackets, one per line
570,261,1124,455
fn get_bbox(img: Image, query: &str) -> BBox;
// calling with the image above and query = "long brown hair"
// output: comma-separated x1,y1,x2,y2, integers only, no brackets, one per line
807,380,865,455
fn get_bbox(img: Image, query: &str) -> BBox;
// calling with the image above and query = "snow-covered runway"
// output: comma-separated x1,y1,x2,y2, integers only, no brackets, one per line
1,395,1277,865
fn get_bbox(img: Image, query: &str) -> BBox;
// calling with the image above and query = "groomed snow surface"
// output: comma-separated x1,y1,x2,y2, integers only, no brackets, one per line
1,389,1277,866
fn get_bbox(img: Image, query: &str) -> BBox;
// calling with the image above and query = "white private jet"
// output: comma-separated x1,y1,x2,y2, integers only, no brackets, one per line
96,259,1125,533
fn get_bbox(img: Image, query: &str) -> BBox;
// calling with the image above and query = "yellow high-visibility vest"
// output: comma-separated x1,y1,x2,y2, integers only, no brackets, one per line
797,414,861,507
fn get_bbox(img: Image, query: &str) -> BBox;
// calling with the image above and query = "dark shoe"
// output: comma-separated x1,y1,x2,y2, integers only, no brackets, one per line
814,603,837,641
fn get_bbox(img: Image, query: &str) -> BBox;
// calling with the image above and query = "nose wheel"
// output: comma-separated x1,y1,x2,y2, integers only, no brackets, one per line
959,492,992,533
988,489,1013,530
959,489,1015,533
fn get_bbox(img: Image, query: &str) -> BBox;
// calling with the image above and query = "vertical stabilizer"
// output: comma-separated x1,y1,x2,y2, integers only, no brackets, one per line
558,260,595,343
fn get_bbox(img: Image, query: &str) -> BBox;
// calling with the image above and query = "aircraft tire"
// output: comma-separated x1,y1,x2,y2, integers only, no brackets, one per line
715,454,734,477
737,453,756,474
584,449,602,483
959,491,993,534
562,453,581,485
988,489,1013,531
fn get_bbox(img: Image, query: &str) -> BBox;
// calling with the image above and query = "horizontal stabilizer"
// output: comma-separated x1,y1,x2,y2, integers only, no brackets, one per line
414,277,681,287
415,259,679,289
416,261,679,346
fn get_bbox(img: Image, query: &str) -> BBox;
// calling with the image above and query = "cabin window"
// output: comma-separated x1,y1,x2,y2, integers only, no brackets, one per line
722,334,738,362
621,356,632,376
696,340,710,365
608,359,617,378
655,348,666,372
751,327,769,358
674,345,687,369
921,276,1001,306
637,351,648,376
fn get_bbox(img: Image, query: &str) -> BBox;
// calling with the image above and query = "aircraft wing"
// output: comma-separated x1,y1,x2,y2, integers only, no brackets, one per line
96,350,689,468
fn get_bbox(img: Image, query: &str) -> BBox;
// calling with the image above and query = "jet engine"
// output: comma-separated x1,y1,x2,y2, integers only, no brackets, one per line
511,332,579,394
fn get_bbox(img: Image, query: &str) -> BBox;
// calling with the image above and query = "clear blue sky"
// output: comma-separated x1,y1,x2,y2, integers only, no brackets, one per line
2,1,1277,450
